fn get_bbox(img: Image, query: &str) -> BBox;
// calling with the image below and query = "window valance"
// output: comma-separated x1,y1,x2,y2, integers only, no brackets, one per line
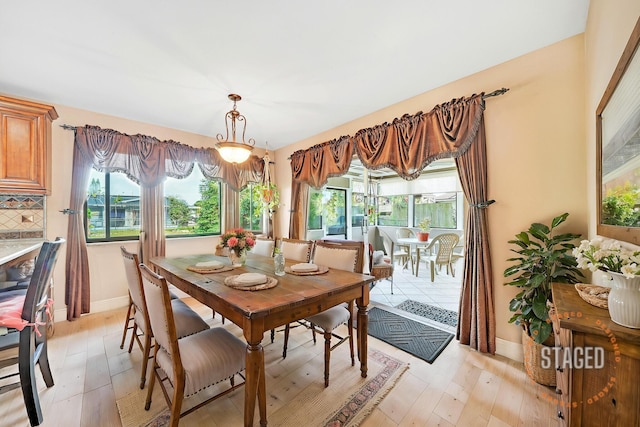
289,94,484,188
75,125,264,191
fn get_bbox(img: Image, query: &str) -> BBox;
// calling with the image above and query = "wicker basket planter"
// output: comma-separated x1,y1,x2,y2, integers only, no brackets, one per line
521,329,556,386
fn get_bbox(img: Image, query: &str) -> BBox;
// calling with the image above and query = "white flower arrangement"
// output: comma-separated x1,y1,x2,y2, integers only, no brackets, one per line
572,237,640,278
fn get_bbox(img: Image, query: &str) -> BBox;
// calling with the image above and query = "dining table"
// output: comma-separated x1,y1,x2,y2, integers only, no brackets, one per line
396,237,431,276
149,252,374,427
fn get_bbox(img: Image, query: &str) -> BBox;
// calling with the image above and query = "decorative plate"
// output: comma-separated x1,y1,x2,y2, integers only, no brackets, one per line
284,265,330,276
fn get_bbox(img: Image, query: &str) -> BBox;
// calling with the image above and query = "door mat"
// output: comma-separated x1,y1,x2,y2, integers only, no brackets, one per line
395,299,458,327
367,307,454,363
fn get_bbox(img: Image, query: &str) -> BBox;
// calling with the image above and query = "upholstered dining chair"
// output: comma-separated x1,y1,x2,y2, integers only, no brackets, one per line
282,239,364,387
278,237,314,262
252,237,275,257
0,237,65,427
120,247,209,388
138,264,246,427
269,237,315,342
415,233,460,281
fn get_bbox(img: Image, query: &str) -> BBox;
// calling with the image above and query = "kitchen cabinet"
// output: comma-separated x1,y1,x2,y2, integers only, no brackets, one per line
0,95,58,194
551,283,640,427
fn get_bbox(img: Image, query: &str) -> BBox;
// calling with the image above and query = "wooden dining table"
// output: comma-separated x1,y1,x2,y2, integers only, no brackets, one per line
149,252,374,427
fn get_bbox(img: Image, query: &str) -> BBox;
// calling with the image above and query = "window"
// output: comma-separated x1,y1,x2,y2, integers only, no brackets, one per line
308,189,323,230
86,169,141,241
377,195,408,226
239,184,264,232
414,192,458,229
164,167,222,236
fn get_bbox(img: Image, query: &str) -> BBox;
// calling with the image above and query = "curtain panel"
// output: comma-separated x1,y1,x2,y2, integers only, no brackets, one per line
287,94,496,353
65,125,263,320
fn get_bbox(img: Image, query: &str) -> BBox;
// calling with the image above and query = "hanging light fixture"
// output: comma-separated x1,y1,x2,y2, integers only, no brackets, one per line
215,93,255,163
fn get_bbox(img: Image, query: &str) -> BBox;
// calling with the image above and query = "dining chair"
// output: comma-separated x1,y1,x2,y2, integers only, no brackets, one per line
252,237,275,257
449,233,465,277
138,264,246,427
0,237,65,427
120,247,209,388
415,233,460,281
395,227,416,273
278,237,314,262
282,239,364,387
269,237,315,342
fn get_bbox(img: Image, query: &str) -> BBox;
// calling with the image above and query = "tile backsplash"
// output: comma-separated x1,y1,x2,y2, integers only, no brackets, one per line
0,194,45,240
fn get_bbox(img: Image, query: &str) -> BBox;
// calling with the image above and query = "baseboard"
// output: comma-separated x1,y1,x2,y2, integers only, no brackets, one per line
54,295,130,323
496,337,523,362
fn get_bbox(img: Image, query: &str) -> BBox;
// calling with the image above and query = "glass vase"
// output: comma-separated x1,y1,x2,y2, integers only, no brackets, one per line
229,250,247,267
608,271,640,329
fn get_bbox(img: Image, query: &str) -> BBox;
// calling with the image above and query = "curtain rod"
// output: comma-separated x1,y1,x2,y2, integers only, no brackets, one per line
60,124,77,130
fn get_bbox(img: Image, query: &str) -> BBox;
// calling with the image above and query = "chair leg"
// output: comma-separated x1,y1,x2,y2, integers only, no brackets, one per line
128,323,138,353
119,300,134,349
270,329,275,343
145,347,158,411
169,377,185,427
323,330,332,387
430,260,435,282
347,315,355,368
19,329,44,427
36,340,54,388
282,324,290,358
140,333,152,389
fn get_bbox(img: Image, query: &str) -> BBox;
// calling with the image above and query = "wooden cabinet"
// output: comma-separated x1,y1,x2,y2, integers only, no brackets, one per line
0,95,58,194
552,283,640,427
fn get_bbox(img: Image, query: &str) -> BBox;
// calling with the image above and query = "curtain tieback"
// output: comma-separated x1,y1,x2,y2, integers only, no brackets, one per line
470,200,495,208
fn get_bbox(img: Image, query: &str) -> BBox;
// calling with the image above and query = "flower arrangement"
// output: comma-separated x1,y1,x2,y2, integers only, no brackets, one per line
219,228,256,256
417,217,431,232
573,237,640,278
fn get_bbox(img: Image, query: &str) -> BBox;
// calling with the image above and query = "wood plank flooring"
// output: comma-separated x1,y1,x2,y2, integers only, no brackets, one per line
0,299,559,427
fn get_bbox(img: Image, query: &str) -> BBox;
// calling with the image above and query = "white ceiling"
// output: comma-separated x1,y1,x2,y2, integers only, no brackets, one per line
0,1,589,151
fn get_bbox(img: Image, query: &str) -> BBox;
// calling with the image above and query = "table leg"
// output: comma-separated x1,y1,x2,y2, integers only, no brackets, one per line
356,299,368,378
244,340,266,426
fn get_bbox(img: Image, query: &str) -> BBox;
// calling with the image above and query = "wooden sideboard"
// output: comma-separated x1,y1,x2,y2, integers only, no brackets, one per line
0,95,58,194
551,283,640,427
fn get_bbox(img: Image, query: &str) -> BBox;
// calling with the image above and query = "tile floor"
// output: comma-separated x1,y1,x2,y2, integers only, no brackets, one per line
369,257,463,331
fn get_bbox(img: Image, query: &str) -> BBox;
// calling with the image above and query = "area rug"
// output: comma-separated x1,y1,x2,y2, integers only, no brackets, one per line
395,299,458,327
368,307,454,363
116,347,408,427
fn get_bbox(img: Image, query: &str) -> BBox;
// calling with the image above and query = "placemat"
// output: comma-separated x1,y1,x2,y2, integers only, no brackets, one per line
224,275,278,291
284,265,329,276
186,265,235,274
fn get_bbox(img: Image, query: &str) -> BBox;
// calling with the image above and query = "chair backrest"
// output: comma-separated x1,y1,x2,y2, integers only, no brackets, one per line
432,233,460,264
22,238,65,323
138,263,182,368
279,238,314,262
313,240,364,273
252,238,275,257
120,246,149,328
396,228,415,240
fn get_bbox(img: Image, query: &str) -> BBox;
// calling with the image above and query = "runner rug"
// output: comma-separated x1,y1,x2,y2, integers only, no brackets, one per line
368,307,454,363
117,347,408,427
394,299,458,327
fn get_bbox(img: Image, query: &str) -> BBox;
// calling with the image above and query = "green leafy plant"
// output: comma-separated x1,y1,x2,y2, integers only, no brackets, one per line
504,213,584,344
417,217,431,232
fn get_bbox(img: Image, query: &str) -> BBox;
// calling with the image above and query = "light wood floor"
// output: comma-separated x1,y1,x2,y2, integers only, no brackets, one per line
0,299,559,427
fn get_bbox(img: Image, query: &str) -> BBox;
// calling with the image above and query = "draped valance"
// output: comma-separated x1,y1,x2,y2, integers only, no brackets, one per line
290,94,484,188
75,125,264,191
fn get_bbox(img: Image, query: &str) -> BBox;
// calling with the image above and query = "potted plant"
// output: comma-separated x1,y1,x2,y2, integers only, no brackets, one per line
504,212,584,385
416,217,431,241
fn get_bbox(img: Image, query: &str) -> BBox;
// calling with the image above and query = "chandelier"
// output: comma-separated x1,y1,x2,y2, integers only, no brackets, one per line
215,93,255,163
